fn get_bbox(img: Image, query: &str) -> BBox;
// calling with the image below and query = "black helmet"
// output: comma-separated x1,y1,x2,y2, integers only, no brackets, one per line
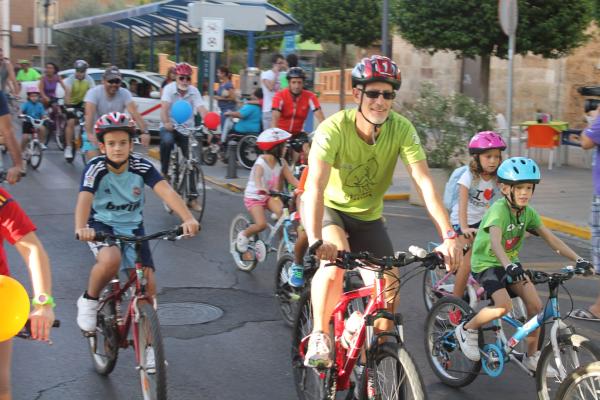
287,67,306,81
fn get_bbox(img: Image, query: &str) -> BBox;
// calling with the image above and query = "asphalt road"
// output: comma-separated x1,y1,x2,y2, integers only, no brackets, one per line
7,148,600,400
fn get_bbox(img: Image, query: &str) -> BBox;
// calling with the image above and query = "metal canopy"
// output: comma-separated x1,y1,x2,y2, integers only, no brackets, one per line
53,0,300,37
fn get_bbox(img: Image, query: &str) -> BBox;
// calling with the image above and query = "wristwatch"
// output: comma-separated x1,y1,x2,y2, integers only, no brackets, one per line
443,230,458,240
32,293,56,308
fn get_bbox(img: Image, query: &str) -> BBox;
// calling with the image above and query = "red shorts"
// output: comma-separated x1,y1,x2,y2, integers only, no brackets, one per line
244,196,269,211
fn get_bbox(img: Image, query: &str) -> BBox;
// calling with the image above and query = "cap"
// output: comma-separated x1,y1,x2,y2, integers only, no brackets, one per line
103,66,122,81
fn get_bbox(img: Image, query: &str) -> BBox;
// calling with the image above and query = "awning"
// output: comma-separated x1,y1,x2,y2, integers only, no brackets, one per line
53,0,300,37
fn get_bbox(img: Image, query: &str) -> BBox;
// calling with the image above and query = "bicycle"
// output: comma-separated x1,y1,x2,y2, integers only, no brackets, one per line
77,226,184,400
64,105,85,164
424,264,600,400
163,124,207,223
18,114,45,171
229,191,298,272
555,361,600,400
45,97,66,150
292,246,442,400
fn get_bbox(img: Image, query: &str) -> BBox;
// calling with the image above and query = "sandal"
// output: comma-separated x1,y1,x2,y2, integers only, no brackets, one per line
570,308,600,321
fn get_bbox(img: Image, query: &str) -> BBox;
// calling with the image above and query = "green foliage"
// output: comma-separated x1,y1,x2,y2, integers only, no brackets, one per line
393,0,594,59
404,83,495,169
289,0,381,47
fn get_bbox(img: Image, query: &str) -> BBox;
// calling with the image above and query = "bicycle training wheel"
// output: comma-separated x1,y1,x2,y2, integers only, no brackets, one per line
186,165,206,223
29,141,43,170
424,296,481,387
229,213,258,272
291,291,335,400
554,361,600,400
237,135,258,170
135,302,167,400
88,296,119,375
536,334,600,400
274,254,301,327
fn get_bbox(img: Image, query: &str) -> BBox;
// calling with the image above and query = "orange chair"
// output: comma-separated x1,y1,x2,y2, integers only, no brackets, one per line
526,125,560,170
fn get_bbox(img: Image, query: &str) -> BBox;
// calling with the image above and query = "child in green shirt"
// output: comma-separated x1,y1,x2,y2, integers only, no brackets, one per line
455,157,592,374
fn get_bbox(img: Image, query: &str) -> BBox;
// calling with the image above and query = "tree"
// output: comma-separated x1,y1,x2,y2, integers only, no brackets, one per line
393,0,594,104
289,0,381,108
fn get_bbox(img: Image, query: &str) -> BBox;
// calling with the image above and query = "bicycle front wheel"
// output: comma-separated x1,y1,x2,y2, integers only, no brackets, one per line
29,141,43,169
185,165,206,223
229,213,258,272
554,361,600,400
357,343,426,400
134,302,167,400
274,254,301,327
88,297,119,375
536,334,600,400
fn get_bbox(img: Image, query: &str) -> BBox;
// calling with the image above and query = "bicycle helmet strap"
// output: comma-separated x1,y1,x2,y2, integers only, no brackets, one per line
106,157,128,170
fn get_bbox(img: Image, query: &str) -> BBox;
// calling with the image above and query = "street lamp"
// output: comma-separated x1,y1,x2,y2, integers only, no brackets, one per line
39,0,53,67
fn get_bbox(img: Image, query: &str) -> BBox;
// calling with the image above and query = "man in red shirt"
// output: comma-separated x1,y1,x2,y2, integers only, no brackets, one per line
271,67,325,162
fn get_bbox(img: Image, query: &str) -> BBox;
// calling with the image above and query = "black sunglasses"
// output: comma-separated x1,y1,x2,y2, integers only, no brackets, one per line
178,76,191,82
361,89,396,100
107,79,121,85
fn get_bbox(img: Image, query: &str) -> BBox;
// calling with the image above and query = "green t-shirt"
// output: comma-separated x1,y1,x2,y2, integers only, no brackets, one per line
311,109,426,221
471,198,542,273
16,68,41,82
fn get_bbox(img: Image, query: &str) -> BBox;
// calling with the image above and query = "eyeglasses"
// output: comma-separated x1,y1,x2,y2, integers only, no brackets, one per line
178,76,191,82
107,79,121,85
361,89,396,100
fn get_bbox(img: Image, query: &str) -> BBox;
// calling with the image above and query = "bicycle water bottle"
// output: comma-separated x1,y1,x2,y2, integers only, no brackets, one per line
341,311,363,349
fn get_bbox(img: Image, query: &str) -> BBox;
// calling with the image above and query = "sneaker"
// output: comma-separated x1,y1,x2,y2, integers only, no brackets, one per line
288,263,305,287
64,146,73,159
304,331,333,368
523,351,558,377
145,347,156,374
188,199,203,212
454,322,480,361
40,143,47,151
76,294,98,332
236,232,249,253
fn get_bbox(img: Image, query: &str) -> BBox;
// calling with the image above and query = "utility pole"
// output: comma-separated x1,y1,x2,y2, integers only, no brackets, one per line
1,0,10,58
381,0,390,57
40,0,50,67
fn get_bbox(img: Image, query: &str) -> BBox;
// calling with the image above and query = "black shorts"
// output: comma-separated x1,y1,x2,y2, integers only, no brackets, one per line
0,91,8,117
453,221,480,235
322,206,393,257
87,220,154,269
22,121,35,134
473,266,521,299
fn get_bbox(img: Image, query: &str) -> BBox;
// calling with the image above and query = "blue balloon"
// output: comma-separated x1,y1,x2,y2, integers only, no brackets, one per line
170,100,193,124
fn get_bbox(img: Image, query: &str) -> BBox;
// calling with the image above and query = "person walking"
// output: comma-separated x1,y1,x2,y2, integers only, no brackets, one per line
260,54,285,131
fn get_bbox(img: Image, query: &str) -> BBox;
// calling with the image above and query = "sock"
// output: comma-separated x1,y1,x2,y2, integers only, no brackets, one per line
83,290,99,301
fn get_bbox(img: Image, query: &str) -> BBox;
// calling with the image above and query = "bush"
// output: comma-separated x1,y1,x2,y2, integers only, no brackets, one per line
401,83,495,170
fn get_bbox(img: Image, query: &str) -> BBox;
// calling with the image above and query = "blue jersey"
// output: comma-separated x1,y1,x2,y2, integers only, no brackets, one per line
20,100,46,120
80,154,163,229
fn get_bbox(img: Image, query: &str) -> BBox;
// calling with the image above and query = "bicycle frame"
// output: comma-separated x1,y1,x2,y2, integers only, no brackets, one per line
261,207,295,253
299,271,401,392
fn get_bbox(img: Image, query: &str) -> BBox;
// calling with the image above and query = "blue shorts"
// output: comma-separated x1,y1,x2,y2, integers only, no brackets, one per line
87,220,154,270
81,130,99,152
0,91,9,117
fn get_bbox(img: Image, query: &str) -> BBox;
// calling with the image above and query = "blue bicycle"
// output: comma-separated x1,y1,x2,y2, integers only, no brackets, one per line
424,264,600,400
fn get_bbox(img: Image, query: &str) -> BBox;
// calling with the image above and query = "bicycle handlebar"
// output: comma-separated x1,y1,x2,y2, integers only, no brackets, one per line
18,114,48,127
528,266,592,285
76,226,184,243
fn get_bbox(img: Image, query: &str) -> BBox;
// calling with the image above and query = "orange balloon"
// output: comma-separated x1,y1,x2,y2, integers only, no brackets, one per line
0,275,30,342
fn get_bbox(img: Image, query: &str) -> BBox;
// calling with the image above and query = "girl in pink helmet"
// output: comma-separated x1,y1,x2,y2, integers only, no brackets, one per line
235,128,299,254
450,131,506,301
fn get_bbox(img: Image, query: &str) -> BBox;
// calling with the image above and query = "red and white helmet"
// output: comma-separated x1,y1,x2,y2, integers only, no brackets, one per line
352,55,401,90
94,112,136,141
256,128,291,151
174,63,193,76
26,86,40,95
468,131,507,154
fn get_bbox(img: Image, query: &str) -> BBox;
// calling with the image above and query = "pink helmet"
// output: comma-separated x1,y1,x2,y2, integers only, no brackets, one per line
26,86,40,95
468,131,506,154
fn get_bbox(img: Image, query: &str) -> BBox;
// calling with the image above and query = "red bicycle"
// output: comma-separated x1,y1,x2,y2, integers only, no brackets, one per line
78,227,183,400
292,246,442,400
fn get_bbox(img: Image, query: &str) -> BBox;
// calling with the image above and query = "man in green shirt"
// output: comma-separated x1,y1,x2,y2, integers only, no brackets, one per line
302,55,462,368
456,157,591,374
63,60,95,162
15,60,41,84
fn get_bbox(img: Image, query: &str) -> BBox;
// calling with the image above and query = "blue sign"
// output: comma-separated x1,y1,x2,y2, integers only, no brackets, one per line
283,31,296,56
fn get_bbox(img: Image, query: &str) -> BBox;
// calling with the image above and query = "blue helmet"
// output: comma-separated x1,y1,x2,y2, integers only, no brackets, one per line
497,157,541,184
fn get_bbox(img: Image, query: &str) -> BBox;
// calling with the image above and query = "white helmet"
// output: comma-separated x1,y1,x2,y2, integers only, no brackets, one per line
256,128,292,151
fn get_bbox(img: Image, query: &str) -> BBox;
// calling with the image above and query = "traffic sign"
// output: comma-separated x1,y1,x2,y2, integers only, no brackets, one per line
188,2,266,31
201,18,224,53
498,0,518,36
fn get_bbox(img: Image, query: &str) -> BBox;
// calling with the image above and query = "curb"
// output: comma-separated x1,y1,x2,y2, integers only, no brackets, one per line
148,147,590,241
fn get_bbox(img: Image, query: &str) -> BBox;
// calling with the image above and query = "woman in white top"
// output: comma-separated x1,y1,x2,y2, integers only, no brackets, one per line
236,128,299,253
451,131,506,299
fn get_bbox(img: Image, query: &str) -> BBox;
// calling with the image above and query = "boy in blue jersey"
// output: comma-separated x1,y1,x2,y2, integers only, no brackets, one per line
20,86,47,154
74,112,199,333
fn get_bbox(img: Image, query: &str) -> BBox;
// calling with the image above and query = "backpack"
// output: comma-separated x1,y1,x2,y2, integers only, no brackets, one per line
443,165,470,212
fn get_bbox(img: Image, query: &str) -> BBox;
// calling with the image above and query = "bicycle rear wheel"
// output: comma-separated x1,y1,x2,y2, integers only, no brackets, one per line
424,296,481,387
88,297,119,375
356,342,426,400
29,141,43,169
536,334,600,400
185,165,206,223
134,302,167,400
554,361,600,400
237,135,258,170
